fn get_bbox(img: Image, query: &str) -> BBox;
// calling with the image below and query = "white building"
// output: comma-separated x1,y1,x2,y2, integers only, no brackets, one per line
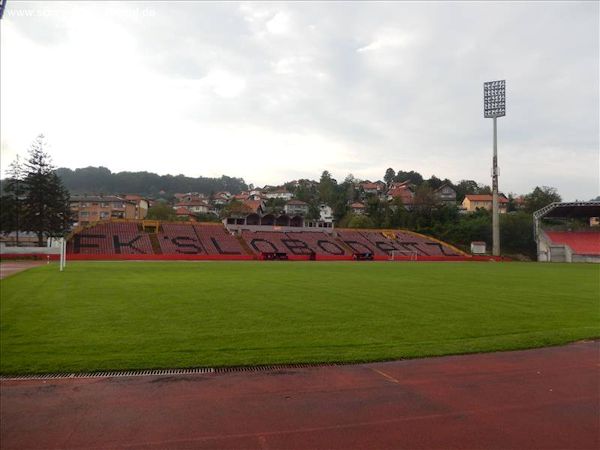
174,201,210,214
319,204,334,223
264,188,294,201
284,200,309,216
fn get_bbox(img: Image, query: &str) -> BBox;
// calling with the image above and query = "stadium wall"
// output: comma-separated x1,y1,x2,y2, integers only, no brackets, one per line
61,254,502,262
0,247,60,255
572,254,600,263
0,246,61,261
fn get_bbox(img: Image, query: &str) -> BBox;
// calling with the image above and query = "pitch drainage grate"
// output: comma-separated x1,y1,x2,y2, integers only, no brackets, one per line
0,362,351,381
1,367,215,381
214,362,344,373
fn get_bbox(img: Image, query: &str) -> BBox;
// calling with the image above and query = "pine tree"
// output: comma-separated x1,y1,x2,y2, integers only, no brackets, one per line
1,156,25,243
384,168,395,186
22,135,73,246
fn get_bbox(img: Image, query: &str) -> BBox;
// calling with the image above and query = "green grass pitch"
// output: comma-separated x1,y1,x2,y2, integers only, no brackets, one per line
1,261,599,374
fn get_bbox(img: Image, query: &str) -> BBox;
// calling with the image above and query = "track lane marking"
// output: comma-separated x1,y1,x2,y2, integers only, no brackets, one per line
63,395,598,450
370,367,401,384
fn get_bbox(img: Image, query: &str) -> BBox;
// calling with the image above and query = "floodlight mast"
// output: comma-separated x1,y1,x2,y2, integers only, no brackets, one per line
484,80,505,257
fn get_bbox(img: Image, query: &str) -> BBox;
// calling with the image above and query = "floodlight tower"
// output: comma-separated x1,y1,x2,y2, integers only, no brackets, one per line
483,80,506,257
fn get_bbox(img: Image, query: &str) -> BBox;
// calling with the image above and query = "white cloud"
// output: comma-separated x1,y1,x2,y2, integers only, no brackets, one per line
202,69,247,98
266,11,291,34
357,29,416,53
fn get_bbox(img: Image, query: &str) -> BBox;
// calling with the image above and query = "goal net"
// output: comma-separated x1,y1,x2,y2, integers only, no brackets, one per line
389,250,418,261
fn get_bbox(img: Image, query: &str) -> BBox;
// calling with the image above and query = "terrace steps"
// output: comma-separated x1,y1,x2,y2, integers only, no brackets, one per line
236,235,256,256
148,233,162,255
66,220,465,259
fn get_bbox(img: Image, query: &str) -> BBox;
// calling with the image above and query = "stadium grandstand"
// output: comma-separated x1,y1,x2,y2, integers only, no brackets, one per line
58,218,476,261
534,201,600,263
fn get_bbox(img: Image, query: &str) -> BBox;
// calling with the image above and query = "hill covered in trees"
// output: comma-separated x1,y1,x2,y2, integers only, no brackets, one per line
53,166,248,197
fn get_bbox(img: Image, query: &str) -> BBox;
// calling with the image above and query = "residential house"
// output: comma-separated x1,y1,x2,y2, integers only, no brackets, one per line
388,180,413,190
462,194,509,213
174,200,211,215
433,184,457,205
70,195,142,226
248,192,264,201
123,194,150,218
242,199,265,215
174,207,197,221
374,180,387,192
387,182,414,207
351,202,366,215
284,200,309,216
360,181,380,196
211,191,231,206
175,192,207,203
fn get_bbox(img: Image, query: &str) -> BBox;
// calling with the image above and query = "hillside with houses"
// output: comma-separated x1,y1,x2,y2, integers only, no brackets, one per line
3,162,562,257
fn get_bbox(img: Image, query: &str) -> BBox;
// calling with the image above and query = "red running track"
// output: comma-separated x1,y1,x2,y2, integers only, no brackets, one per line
0,261,46,280
1,341,598,449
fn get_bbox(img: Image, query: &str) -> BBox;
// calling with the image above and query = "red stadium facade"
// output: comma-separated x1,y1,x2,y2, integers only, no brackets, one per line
534,201,600,263
56,220,504,262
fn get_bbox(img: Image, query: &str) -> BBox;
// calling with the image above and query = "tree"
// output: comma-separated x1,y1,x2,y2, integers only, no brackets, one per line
365,196,384,225
343,173,357,185
500,212,536,258
219,199,252,218
348,214,374,228
454,180,479,202
478,184,492,195
146,201,177,221
54,166,249,197
507,193,518,213
394,170,423,186
426,175,443,191
318,170,337,205
413,184,437,210
264,198,286,214
341,174,358,203
389,197,409,228
307,203,320,221
453,179,492,202
21,135,73,246
1,156,25,244
523,186,562,213
294,183,317,203
384,168,395,186
193,213,220,223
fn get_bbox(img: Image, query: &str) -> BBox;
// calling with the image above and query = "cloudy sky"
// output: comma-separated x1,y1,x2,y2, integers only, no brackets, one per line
1,1,598,200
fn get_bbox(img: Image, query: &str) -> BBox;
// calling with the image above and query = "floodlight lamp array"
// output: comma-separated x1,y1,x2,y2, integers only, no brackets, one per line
484,80,506,118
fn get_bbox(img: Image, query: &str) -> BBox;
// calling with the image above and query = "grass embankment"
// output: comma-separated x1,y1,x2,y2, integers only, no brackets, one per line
1,261,598,374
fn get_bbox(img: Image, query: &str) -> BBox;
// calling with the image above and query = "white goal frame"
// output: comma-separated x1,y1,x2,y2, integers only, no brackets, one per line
59,237,67,272
389,250,418,261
